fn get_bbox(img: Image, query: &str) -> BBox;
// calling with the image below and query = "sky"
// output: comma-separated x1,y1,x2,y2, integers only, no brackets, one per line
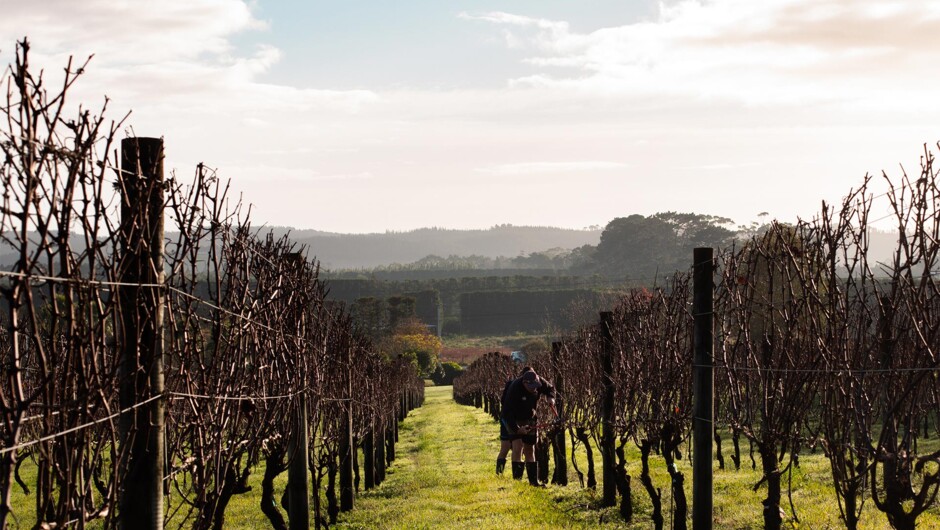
3,0,940,233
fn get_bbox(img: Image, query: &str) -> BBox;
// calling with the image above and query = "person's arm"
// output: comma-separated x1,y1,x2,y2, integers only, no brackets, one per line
538,377,557,401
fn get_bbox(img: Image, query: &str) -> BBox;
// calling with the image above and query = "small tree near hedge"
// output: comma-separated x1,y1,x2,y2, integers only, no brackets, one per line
433,362,464,386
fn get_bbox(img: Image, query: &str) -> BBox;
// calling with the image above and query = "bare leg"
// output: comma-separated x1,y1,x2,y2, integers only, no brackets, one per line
512,439,524,461
523,443,536,463
498,440,511,459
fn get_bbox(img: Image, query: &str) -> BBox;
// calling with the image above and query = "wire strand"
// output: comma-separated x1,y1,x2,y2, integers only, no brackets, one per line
0,269,163,289
695,363,940,374
0,394,163,456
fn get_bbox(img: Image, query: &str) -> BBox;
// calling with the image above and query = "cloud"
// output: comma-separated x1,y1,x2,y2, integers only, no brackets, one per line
463,1,940,108
459,11,570,47
476,161,631,176
0,1,377,114
226,165,373,183
4,0,938,233
676,162,763,171
698,0,940,51
0,0,264,65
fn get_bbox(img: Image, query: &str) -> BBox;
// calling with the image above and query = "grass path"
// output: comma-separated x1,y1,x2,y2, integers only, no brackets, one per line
334,385,622,530
333,386,940,530
12,384,939,527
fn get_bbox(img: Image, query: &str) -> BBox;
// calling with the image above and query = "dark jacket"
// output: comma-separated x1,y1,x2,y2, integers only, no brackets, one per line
499,374,555,432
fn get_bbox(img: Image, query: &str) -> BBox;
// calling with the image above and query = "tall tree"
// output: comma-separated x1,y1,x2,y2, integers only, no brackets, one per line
587,213,737,281
593,215,679,280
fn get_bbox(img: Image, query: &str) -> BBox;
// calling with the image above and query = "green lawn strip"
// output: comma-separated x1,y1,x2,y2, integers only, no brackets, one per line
7,388,940,529
335,385,619,530
335,385,940,530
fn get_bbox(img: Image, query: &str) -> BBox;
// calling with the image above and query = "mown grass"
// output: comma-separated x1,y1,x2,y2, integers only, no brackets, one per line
7,387,940,528
334,384,602,530
5,451,291,530
336,385,940,530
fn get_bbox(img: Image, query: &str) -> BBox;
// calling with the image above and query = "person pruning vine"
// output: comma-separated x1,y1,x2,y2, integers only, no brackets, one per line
500,369,556,486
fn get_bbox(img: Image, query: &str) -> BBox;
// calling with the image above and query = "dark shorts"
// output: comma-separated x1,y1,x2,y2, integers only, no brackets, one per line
500,419,537,445
499,419,515,441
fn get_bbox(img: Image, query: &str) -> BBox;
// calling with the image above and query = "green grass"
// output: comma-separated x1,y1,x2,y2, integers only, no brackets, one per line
334,385,612,530
5,453,291,530
7,388,940,529
335,386,940,529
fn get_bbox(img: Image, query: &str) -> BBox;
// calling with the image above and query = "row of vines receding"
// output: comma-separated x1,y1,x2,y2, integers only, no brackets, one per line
455,149,940,530
0,40,424,529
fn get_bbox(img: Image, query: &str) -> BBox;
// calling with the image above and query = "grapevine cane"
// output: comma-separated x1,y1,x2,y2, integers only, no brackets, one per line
534,400,564,430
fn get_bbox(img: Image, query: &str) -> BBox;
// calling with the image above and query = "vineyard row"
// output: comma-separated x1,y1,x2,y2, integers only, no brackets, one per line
455,152,940,530
0,41,423,529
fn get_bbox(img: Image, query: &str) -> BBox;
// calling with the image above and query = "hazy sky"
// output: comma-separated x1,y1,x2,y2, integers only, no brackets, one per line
3,0,939,233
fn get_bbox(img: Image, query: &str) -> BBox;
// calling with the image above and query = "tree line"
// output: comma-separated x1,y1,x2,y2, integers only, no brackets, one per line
325,213,740,338
325,212,738,282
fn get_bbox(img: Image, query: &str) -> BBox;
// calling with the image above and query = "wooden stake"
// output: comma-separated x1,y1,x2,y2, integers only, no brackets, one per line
600,311,616,507
692,247,714,530
118,137,165,530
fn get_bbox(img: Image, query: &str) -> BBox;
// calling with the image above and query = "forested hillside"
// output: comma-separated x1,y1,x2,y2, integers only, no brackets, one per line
320,213,901,338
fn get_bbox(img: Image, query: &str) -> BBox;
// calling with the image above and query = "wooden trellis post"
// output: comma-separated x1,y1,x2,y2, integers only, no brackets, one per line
118,137,166,530
339,344,355,511
375,418,386,485
692,247,714,530
287,394,310,530
363,427,375,490
600,311,616,507
551,341,567,486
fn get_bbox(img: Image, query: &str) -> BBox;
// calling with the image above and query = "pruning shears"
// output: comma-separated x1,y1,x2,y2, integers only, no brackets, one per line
532,400,565,430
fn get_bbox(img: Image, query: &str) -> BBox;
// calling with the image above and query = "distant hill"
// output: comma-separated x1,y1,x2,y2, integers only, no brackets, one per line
0,224,897,274
280,225,603,270
293,222,901,275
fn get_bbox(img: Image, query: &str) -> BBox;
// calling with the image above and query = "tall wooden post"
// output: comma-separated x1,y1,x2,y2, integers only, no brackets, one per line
692,247,714,530
281,253,311,529
375,419,386,485
551,341,567,485
339,346,354,511
600,311,616,507
363,427,375,490
386,422,395,465
287,394,310,530
118,137,166,530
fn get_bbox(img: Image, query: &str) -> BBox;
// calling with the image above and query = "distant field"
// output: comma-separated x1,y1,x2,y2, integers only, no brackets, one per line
440,346,502,364
441,334,547,364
